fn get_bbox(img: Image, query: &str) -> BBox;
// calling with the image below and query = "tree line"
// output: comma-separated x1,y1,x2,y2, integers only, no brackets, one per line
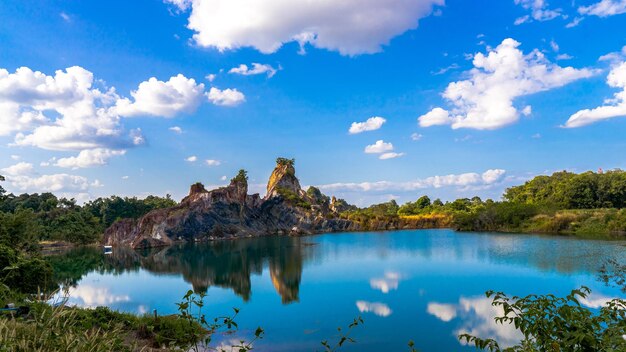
342,169,626,236
0,176,175,294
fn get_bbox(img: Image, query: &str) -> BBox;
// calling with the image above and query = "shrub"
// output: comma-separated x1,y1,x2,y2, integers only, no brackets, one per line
460,287,626,351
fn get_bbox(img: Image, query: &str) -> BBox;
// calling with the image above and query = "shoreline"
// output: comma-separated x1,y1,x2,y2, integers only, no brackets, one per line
46,225,625,255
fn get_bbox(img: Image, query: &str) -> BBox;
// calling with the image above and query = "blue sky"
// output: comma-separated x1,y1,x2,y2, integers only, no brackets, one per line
1,0,625,206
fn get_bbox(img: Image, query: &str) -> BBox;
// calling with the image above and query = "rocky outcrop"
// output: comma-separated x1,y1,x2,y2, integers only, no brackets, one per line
104,159,358,248
265,158,303,199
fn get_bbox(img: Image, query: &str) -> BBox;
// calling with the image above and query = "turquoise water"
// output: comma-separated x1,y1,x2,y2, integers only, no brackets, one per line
56,229,626,351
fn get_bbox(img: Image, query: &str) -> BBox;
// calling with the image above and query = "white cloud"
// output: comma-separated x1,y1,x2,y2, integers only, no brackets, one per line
186,156,197,162
169,126,183,134
349,116,386,134
514,15,531,25
166,0,444,56
364,140,394,154
206,73,217,82
419,39,596,130
55,148,126,169
411,133,423,141
550,40,559,52
427,302,457,322
165,0,192,11
229,63,278,78
317,169,506,193
115,74,205,118
60,12,71,22
10,155,20,160
514,0,564,24
432,63,460,75
0,66,141,152
379,152,405,160
565,61,626,127
556,53,573,60
1,162,91,193
40,159,53,167
418,107,453,127
205,159,221,166
13,174,91,193
566,17,584,28
521,105,532,116
1,162,34,176
599,47,626,63
356,301,392,317
220,175,227,181
206,87,245,106
579,0,626,17
481,169,507,183
122,175,129,180
0,66,223,168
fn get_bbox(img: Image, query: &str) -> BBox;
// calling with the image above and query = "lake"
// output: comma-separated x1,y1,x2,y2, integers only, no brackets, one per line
52,229,626,351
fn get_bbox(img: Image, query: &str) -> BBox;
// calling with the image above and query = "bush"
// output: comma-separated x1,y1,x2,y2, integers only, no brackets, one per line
276,187,311,209
3,257,54,294
461,287,626,351
0,244,17,271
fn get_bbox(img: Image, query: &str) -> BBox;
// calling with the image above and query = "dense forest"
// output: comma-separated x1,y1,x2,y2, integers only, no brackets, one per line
342,169,626,237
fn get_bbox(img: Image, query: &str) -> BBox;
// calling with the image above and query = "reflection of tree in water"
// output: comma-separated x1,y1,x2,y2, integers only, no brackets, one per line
46,246,142,287
598,258,626,293
48,236,312,304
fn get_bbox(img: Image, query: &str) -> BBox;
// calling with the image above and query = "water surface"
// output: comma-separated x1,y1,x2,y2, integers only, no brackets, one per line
52,229,626,351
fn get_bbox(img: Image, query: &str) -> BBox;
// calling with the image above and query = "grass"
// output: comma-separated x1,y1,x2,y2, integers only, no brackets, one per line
523,209,626,238
399,213,453,228
0,296,205,352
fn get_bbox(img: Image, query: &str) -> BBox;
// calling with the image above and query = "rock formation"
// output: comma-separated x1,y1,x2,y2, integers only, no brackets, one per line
104,158,358,248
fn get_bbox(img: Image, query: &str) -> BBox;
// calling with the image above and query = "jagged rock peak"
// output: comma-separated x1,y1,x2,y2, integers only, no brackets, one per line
229,169,249,203
266,158,303,199
189,182,207,196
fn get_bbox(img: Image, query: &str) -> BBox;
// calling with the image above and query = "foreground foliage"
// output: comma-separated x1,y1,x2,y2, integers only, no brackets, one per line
460,287,626,351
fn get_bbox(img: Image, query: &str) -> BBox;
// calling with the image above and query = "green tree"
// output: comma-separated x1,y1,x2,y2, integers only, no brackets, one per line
0,209,43,252
416,195,431,209
231,169,249,185
276,157,295,167
45,209,101,244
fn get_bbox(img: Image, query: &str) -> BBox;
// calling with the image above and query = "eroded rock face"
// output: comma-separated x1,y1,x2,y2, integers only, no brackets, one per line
104,160,358,248
265,158,303,199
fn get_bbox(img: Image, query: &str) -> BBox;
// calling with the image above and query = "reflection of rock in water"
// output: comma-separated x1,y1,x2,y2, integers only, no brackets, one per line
269,238,303,304
142,237,304,303
97,236,310,303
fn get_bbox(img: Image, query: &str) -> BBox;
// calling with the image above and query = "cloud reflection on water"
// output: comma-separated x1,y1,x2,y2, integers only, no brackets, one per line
579,292,620,309
66,285,131,308
426,302,457,322
356,300,392,317
427,296,522,347
370,271,402,293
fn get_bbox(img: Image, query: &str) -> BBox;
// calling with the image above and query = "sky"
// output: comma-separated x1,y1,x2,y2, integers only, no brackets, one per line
0,0,625,206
